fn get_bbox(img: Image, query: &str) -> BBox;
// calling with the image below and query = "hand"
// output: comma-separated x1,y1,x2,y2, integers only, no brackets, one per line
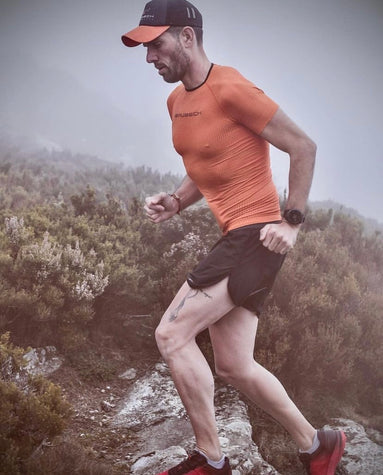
144,192,179,223
259,221,300,254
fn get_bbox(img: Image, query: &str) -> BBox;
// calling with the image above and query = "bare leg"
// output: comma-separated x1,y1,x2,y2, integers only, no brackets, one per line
209,306,316,451
155,279,235,460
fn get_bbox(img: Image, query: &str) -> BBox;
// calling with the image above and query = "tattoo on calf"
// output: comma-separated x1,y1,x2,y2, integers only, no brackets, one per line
169,288,212,322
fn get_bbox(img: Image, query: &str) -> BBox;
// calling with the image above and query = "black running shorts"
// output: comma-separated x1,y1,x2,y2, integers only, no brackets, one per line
187,223,285,316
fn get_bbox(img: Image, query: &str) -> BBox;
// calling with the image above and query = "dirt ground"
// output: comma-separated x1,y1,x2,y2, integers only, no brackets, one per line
49,360,152,474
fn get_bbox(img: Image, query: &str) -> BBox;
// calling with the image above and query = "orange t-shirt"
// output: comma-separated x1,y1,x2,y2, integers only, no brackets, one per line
167,64,281,233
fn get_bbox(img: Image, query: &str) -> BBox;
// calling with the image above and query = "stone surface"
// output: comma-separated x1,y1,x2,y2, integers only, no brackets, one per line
331,418,383,474
101,400,115,412
115,365,186,432
114,365,280,475
130,446,187,475
214,386,280,475
23,346,63,376
119,368,137,380
9,346,63,387
113,364,383,474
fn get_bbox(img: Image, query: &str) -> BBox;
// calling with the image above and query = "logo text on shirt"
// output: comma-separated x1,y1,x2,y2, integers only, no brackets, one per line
174,111,202,118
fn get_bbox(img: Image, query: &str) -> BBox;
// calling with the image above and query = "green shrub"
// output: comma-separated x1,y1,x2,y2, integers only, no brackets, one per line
23,438,112,475
0,332,27,378
0,335,71,474
67,348,119,382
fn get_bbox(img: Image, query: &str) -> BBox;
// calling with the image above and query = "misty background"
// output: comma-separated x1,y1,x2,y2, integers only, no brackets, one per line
1,0,382,222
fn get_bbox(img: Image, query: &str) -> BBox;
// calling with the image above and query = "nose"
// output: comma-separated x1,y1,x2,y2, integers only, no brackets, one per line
146,45,157,64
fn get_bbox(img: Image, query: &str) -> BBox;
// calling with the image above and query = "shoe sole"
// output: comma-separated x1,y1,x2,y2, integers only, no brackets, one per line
326,430,346,474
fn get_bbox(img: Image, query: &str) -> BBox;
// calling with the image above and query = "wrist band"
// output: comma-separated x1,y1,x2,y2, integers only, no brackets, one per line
169,193,181,214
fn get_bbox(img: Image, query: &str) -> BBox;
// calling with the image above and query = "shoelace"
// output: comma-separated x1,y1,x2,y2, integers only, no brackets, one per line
169,451,207,475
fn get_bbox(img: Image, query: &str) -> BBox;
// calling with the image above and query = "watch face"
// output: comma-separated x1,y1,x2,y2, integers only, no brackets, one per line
285,209,305,225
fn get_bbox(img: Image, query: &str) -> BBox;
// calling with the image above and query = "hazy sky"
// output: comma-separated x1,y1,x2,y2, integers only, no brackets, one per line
1,0,383,222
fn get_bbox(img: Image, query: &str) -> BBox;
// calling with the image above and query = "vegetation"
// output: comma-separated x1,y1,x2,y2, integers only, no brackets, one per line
1,146,383,472
0,333,71,474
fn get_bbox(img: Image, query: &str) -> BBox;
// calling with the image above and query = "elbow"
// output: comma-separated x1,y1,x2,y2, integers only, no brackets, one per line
304,136,317,157
309,139,317,168
309,137,317,158
300,136,317,167
289,137,316,172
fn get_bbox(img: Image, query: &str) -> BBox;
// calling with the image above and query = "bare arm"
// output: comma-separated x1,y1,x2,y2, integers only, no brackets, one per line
144,174,203,224
259,108,316,253
261,108,316,210
173,174,204,211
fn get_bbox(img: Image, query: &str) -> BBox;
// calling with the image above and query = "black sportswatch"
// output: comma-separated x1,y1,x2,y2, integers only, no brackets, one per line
283,209,305,225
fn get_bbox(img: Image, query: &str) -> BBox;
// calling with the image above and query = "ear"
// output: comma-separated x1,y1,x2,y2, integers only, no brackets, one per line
180,26,195,48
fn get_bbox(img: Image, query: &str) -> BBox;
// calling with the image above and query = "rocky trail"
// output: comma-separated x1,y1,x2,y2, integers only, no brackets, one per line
28,348,383,474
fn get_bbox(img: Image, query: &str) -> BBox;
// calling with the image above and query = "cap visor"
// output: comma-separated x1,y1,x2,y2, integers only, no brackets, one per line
121,25,170,47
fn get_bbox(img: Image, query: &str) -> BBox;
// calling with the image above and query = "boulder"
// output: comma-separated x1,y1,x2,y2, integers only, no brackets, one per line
23,346,63,376
9,346,63,387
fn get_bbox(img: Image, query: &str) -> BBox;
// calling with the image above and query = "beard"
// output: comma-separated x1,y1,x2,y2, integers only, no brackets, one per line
161,41,190,83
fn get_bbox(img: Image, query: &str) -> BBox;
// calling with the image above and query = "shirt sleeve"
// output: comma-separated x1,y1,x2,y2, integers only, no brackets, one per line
210,68,279,135
167,85,182,119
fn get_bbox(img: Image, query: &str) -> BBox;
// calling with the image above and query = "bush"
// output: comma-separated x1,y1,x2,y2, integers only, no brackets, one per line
0,332,26,379
67,347,119,382
22,438,112,475
0,335,71,474
1,219,109,351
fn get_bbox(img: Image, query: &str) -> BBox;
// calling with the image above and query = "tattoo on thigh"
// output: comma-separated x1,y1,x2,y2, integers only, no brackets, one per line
169,289,212,322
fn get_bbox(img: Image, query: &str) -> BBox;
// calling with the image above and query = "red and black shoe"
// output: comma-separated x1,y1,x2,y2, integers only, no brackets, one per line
156,450,232,475
299,429,346,475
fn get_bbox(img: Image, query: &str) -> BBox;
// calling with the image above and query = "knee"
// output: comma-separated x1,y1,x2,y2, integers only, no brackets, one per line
155,324,182,362
155,324,170,358
215,359,254,386
215,361,239,385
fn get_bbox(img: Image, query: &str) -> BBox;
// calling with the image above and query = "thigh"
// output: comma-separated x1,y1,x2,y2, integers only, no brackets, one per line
209,306,259,369
158,277,236,342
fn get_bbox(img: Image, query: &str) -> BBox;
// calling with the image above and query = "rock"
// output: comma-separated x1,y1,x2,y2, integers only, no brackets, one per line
330,418,383,474
130,446,187,475
114,365,280,475
365,426,383,446
115,367,186,432
7,346,64,388
119,368,137,380
23,346,63,376
155,362,168,374
215,386,280,475
101,400,115,412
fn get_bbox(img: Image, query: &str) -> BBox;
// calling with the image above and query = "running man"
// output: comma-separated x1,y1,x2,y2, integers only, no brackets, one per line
121,1,346,474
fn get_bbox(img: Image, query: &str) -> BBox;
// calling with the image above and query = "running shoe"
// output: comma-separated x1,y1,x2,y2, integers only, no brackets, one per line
299,429,346,475
156,450,232,475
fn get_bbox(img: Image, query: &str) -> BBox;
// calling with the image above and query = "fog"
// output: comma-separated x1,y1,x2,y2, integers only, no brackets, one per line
1,0,382,221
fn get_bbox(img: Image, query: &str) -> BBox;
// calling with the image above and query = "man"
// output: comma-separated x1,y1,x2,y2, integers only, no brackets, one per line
121,1,346,474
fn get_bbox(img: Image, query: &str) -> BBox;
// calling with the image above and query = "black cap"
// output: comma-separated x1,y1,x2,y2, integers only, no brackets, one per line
122,0,203,47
